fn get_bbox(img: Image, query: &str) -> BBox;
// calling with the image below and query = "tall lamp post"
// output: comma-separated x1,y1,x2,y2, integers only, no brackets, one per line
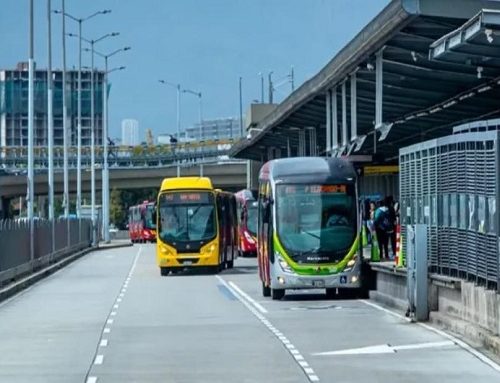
70,32,119,246
92,47,130,243
54,8,111,218
158,80,181,140
182,89,202,140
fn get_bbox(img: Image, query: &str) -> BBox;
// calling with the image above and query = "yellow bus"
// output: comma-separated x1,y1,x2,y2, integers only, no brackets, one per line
156,177,238,276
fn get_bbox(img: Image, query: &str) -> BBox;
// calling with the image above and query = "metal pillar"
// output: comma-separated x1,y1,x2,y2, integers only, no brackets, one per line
76,20,82,217
406,224,429,321
374,50,383,153
298,130,306,156
90,42,96,246
331,87,338,153
239,77,243,137
287,137,291,157
102,58,109,242
28,0,35,263
308,127,317,156
61,0,69,218
199,163,203,177
246,160,251,189
341,81,348,152
350,73,357,142
325,90,331,156
176,165,180,177
47,0,55,252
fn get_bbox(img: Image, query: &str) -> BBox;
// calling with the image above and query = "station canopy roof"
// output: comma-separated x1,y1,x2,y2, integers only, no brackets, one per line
231,0,500,161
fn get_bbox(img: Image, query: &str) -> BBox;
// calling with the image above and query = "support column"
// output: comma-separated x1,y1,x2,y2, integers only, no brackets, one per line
326,90,332,155
298,130,306,157
375,50,383,153
331,87,338,154
341,81,348,154
287,137,291,157
350,73,357,142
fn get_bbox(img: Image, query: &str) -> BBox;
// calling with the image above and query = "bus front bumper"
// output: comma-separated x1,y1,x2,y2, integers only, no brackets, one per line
270,267,362,290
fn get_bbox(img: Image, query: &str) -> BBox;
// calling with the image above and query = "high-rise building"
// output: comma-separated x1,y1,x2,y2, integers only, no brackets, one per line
185,117,241,141
121,119,139,146
0,62,105,147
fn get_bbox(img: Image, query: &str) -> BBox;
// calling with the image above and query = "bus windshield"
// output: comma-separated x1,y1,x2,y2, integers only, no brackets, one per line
158,192,216,243
144,205,156,229
276,184,357,263
246,202,258,236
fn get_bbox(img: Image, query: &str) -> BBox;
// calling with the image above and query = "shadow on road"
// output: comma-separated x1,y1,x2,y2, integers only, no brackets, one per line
220,265,258,275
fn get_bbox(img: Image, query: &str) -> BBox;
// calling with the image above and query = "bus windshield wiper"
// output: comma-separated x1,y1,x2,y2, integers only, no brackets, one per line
302,230,320,239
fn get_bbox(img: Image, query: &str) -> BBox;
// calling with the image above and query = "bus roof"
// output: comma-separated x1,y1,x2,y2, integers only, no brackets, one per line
259,157,357,184
160,177,213,191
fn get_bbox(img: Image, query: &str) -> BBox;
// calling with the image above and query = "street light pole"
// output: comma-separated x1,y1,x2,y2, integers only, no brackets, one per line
239,76,243,137
159,80,182,140
61,0,69,219
55,9,111,218
28,0,35,262
93,47,130,243
47,0,55,252
182,89,202,140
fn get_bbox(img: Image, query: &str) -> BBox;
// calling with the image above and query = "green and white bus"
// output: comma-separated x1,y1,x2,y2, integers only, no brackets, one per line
257,157,362,300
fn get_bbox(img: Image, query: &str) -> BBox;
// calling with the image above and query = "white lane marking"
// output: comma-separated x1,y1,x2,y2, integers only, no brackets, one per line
94,355,104,365
106,319,114,324
103,328,111,333
228,281,268,314
119,293,124,298
113,304,119,309
117,298,122,303
86,377,97,383
313,341,455,356
216,276,319,382
110,311,117,316
359,299,500,373
99,339,108,347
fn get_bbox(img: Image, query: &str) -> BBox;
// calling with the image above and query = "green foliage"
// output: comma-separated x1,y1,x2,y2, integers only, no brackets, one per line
110,188,125,228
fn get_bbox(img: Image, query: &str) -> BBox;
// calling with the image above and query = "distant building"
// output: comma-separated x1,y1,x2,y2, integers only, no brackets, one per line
121,119,139,146
0,61,105,147
185,117,242,141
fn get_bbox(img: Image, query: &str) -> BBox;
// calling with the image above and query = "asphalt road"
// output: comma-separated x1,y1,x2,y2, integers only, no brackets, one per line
0,244,499,382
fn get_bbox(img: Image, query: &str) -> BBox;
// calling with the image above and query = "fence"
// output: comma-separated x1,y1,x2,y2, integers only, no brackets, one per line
0,218,92,286
400,119,499,291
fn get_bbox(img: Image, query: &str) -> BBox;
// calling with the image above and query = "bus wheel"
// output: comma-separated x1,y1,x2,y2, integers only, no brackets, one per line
271,288,285,300
325,288,337,299
227,260,234,269
262,282,271,297
160,267,170,276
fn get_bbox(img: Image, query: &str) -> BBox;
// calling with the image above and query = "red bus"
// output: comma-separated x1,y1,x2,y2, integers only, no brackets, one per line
128,201,157,243
235,189,258,257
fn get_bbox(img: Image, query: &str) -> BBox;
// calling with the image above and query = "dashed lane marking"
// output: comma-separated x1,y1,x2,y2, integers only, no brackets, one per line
216,276,320,382
94,355,104,365
99,339,108,347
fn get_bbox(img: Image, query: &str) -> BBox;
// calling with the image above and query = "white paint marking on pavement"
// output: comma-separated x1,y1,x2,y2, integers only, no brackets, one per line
359,299,500,373
313,341,455,356
86,377,97,383
216,276,320,382
228,281,268,314
94,355,104,365
113,304,119,309
103,328,111,334
117,298,122,303
119,293,124,298
110,311,117,316
99,339,108,347
106,319,114,324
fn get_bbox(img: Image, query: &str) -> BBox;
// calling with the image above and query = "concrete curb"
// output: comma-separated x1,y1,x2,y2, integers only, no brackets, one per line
430,311,500,360
0,242,132,304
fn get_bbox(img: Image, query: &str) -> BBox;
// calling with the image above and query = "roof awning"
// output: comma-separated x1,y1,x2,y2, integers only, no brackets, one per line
231,0,500,162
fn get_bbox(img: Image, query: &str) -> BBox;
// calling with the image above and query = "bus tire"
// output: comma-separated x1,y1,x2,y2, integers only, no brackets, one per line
227,260,234,269
325,288,337,299
160,267,170,276
271,288,285,300
262,282,271,297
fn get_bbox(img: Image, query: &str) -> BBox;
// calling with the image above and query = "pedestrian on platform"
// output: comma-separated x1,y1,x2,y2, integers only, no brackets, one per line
374,198,394,260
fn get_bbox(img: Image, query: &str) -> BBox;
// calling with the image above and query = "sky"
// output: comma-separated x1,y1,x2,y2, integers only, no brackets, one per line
0,0,390,141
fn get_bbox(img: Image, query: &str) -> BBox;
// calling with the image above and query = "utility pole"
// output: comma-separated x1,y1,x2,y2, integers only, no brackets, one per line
28,0,35,263
47,0,55,252
268,71,274,104
239,76,243,137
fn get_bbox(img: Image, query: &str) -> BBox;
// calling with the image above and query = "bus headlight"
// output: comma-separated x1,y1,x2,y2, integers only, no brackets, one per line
347,258,356,268
277,253,294,274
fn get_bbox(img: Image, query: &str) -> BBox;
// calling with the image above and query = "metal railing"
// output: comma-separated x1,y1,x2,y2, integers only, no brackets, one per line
0,218,92,286
0,139,240,170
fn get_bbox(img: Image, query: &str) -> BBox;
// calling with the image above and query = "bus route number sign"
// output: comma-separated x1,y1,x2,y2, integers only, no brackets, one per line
284,185,347,194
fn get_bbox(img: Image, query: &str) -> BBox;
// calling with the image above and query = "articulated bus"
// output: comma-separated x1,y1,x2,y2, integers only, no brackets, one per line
235,189,258,257
129,201,156,243
156,177,238,276
258,157,362,300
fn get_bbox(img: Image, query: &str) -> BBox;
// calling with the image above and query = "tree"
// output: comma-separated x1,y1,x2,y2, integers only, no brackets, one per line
110,188,125,229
